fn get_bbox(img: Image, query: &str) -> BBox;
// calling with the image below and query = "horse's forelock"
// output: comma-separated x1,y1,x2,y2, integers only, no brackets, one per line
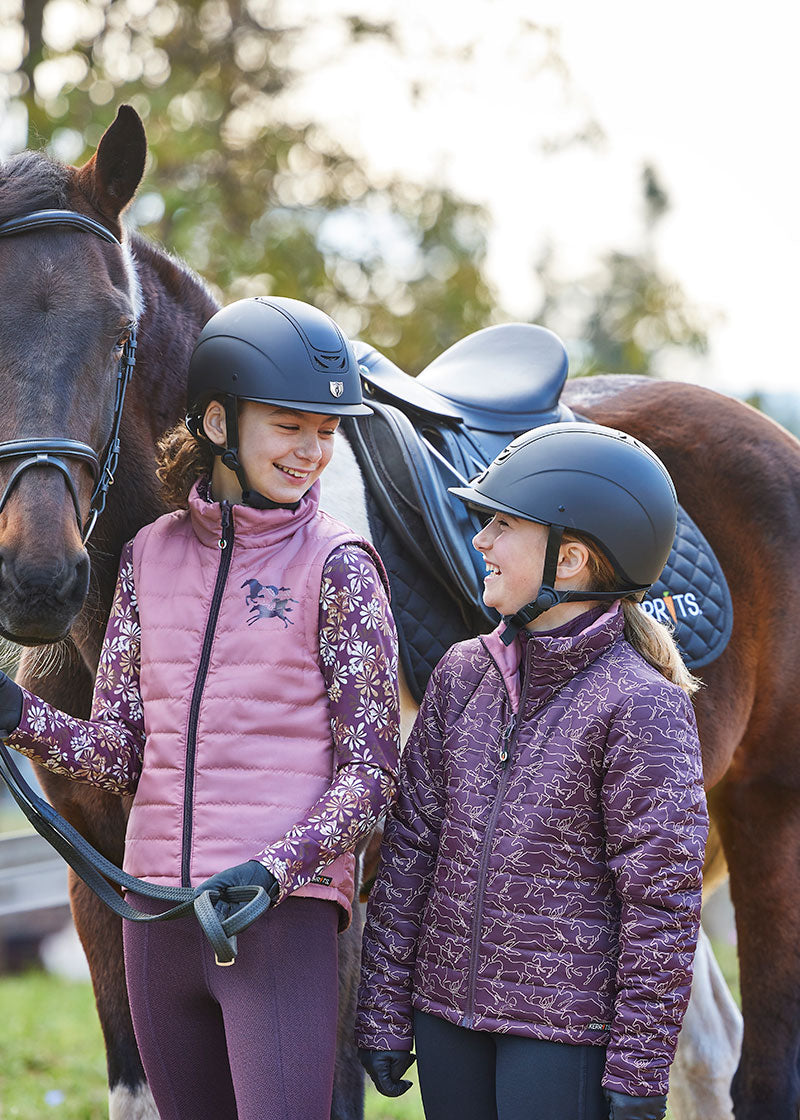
124,243,145,322
0,151,71,224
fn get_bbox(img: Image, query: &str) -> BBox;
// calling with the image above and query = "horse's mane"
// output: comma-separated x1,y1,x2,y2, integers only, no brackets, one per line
0,151,71,223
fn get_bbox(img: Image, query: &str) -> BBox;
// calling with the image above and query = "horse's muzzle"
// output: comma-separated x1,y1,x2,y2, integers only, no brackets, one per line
0,549,90,644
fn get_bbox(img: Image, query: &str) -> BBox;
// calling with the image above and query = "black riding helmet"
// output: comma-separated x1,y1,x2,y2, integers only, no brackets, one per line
186,296,371,508
450,422,678,643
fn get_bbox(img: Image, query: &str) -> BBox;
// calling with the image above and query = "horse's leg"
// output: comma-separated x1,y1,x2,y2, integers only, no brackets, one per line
15,643,157,1120
668,824,741,1120
716,771,800,1119
668,927,741,1120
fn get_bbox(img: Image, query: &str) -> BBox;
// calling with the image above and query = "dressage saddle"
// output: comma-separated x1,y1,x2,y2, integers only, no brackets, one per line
345,325,733,703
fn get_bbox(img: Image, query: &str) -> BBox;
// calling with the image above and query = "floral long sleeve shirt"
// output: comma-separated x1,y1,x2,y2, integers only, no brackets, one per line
8,539,400,902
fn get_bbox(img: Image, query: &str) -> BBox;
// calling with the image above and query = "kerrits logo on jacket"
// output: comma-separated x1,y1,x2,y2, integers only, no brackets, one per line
241,578,298,627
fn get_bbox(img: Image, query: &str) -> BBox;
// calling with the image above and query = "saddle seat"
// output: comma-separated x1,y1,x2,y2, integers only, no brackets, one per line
358,323,574,432
349,324,574,626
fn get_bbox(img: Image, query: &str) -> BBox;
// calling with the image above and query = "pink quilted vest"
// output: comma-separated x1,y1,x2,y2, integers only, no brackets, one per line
126,480,374,917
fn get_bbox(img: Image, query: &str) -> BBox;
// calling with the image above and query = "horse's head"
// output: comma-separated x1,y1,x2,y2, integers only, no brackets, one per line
0,106,146,644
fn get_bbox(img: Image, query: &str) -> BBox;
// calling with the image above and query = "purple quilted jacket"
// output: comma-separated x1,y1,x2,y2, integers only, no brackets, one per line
355,605,708,1097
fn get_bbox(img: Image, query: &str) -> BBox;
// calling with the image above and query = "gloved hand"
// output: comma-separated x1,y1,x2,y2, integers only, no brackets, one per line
0,669,23,737
605,1090,668,1120
195,861,279,921
358,1049,415,1097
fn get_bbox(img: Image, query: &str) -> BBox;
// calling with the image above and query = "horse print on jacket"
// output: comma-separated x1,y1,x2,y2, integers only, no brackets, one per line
241,578,298,627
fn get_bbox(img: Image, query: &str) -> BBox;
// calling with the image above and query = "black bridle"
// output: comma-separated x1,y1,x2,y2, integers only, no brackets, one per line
0,208,138,544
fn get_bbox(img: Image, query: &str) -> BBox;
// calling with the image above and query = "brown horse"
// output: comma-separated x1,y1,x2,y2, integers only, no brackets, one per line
0,105,368,1120
0,105,797,1120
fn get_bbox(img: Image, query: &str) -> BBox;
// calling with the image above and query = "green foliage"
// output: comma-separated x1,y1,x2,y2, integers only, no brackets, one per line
4,4,712,376
366,1081,425,1120
6,0,495,374
0,971,109,1119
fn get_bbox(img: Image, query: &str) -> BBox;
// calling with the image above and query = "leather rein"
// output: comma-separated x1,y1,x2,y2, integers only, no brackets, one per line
0,209,138,544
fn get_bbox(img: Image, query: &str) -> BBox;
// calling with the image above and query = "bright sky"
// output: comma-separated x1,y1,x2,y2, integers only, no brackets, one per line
283,0,800,397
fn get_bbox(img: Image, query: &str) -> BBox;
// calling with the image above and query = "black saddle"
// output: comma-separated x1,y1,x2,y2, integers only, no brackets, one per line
345,324,733,703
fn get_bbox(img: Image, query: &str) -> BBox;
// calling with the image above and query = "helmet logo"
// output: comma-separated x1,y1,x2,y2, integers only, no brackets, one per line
329,380,344,397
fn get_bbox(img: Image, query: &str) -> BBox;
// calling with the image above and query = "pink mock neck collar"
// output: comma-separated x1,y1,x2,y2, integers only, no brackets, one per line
187,478,321,549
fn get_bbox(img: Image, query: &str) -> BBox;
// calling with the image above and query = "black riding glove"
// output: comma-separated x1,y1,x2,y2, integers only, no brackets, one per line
358,1049,415,1097
195,861,279,920
605,1090,668,1120
0,669,23,737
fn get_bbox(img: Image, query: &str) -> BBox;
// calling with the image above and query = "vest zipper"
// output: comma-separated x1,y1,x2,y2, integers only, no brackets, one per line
181,502,234,886
462,651,528,1028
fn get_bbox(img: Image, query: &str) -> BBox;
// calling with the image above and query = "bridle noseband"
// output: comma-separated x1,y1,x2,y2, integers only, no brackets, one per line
0,208,138,544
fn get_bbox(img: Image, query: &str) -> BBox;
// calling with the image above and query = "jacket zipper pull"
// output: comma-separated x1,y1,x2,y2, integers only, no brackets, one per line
499,715,516,767
219,503,231,549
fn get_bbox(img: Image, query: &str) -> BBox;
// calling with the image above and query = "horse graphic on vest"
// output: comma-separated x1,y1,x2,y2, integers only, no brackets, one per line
243,579,297,627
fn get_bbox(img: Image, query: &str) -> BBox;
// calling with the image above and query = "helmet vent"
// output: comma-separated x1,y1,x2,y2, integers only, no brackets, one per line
311,350,348,372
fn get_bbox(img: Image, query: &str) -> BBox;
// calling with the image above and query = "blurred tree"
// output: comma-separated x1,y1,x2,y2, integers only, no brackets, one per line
3,2,713,379
535,164,713,377
5,0,495,372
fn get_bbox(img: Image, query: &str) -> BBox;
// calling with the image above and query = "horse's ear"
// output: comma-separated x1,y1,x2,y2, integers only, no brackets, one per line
76,105,147,219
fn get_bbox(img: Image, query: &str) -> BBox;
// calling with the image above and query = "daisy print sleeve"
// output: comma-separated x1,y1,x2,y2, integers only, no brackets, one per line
254,544,400,901
7,539,145,795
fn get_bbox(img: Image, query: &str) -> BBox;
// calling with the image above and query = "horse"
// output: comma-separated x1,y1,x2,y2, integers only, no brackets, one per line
0,104,797,1120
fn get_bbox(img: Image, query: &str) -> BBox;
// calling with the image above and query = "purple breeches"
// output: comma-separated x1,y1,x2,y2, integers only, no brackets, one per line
123,895,339,1120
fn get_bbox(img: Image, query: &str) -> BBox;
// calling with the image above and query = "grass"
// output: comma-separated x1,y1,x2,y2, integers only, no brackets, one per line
0,939,739,1119
0,971,109,1119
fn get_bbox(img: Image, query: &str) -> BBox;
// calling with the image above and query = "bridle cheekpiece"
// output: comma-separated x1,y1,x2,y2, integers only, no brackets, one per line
0,208,138,544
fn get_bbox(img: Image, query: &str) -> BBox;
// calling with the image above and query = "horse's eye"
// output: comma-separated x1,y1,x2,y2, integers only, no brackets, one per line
115,329,131,354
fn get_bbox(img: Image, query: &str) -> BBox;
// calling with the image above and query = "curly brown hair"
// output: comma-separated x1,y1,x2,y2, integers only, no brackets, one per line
156,420,215,508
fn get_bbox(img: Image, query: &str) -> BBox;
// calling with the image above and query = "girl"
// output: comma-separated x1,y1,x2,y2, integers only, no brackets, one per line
355,422,708,1120
0,296,400,1120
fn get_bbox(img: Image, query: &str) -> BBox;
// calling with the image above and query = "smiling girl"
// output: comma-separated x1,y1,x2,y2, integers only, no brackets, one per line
355,422,708,1120
0,297,400,1120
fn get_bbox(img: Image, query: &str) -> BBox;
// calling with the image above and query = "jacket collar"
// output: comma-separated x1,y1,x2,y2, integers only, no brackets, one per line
187,477,321,549
482,602,624,714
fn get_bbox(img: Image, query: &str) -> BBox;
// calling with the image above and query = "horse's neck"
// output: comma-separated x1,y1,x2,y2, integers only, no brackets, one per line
88,238,216,564
129,235,218,423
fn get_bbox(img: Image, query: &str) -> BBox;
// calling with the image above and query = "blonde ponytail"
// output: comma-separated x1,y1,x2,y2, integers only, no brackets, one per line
620,599,701,695
564,531,702,696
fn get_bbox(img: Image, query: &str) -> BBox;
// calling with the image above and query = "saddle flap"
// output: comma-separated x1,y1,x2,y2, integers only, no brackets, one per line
417,324,571,432
344,401,498,622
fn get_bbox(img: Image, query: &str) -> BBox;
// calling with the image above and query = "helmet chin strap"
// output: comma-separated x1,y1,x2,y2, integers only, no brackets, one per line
499,524,627,646
215,396,300,512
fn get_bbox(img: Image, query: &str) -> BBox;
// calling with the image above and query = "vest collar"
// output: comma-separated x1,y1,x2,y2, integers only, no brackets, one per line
187,477,321,549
